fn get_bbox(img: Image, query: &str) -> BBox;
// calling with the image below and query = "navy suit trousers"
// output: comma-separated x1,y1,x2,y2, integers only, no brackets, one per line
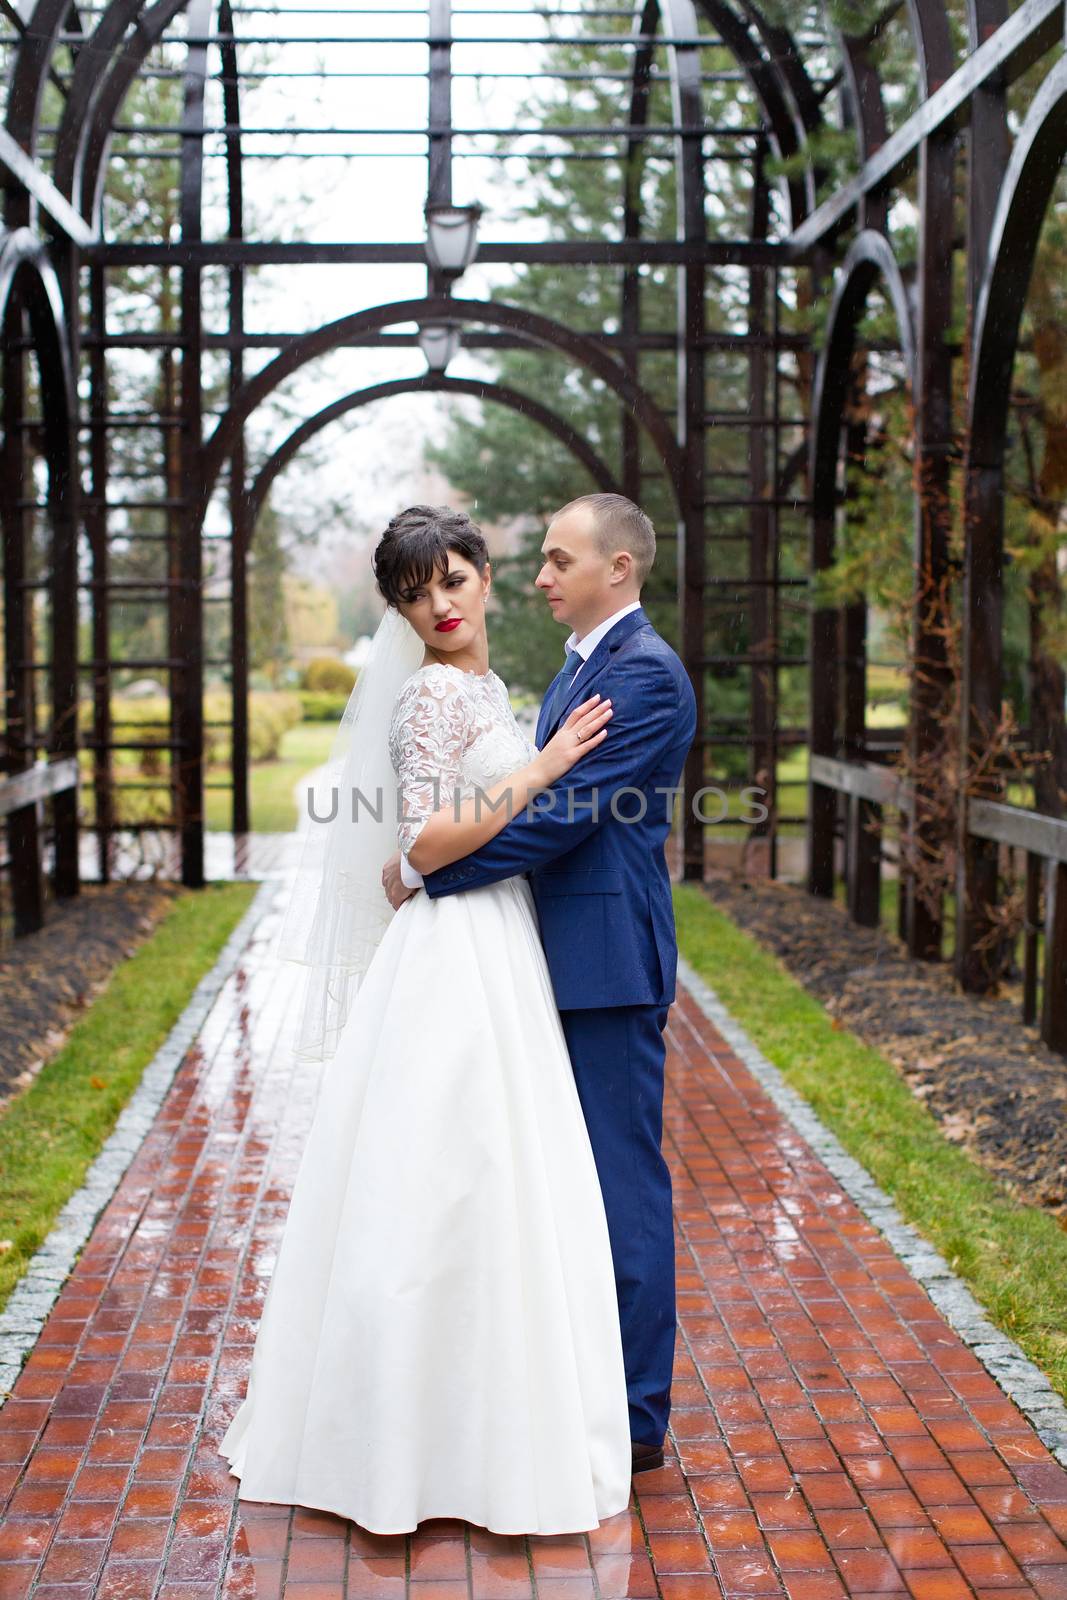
560,1002,675,1447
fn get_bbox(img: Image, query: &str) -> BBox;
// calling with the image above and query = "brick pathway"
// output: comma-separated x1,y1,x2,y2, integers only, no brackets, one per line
1,883,1066,1599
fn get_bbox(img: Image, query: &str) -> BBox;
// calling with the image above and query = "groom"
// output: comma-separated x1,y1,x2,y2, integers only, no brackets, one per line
382,492,697,1472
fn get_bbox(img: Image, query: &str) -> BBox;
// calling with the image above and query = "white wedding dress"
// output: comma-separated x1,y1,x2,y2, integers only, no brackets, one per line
219,661,632,1535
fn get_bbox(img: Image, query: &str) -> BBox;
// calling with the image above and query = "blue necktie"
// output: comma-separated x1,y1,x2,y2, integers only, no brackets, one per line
545,649,584,729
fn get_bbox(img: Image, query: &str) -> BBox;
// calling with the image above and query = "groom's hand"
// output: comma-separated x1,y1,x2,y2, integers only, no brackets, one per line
382,851,417,911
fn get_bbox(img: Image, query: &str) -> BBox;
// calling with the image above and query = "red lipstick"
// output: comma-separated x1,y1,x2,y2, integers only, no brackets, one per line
435,618,462,632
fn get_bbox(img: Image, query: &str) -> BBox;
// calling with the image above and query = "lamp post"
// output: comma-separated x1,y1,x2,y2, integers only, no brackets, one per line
417,323,460,373
424,202,483,279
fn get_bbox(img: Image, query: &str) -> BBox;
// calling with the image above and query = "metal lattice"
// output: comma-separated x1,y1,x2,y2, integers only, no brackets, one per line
1,0,1065,1050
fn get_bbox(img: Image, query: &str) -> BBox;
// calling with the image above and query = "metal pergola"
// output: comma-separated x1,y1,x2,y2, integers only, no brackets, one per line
1,0,1066,1051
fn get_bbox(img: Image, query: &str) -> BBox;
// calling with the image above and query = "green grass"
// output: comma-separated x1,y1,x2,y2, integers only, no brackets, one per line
205,720,336,833
674,882,1067,1401
0,881,257,1317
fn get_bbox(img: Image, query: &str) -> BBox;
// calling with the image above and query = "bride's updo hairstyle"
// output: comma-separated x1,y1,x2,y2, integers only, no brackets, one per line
374,505,489,609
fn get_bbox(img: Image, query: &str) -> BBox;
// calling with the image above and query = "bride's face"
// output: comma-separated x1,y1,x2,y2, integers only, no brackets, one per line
396,550,491,655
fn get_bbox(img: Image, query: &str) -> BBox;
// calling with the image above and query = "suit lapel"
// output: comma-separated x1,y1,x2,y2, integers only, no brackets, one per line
535,665,566,747
549,649,614,734
541,606,650,741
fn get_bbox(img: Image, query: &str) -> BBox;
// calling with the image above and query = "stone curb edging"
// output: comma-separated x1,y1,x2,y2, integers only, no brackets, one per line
0,876,277,1406
676,953,1067,1469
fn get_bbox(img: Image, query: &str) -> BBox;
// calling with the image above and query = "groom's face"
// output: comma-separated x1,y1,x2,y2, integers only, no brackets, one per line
535,506,619,637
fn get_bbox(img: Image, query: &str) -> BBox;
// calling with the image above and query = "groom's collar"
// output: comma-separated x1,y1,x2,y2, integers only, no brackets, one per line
564,600,644,662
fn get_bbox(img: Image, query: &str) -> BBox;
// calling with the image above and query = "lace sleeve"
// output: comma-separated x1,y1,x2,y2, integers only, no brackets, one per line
388,666,473,856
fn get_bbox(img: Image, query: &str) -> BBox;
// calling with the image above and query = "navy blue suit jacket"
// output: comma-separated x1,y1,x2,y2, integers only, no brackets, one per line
421,606,697,1011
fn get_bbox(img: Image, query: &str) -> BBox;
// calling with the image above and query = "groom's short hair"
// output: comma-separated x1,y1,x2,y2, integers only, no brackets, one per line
551,493,656,588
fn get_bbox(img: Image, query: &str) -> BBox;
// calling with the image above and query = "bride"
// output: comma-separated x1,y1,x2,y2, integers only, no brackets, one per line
218,505,633,1535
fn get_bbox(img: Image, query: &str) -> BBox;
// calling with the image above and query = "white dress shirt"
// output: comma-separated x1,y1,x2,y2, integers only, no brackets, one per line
399,600,643,890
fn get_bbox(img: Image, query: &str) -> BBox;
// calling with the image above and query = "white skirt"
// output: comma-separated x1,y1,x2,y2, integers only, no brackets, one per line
218,873,632,1535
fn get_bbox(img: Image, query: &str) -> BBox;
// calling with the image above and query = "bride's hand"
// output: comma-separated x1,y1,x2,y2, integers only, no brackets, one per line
535,695,613,784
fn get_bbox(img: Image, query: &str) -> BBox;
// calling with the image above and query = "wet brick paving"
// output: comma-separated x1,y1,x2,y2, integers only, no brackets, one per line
0,883,1065,1598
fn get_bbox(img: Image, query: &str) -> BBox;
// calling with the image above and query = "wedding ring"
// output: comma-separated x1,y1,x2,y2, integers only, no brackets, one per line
576,731,583,741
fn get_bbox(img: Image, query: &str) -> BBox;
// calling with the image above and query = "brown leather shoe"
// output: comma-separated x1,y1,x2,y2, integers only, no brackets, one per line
631,1440,665,1474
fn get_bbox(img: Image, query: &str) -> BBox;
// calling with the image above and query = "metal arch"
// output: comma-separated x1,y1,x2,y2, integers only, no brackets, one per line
904,0,954,96
745,156,777,862
0,228,77,631
965,0,1008,56
731,0,830,245
806,228,914,900
427,0,452,250
693,0,811,227
838,29,889,231
246,377,621,531
618,0,658,504
0,227,75,411
75,0,191,225
55,0,143,198
217,0,244,240
810,229,915,515
967,61,1067,468
735,1,822,141
199,296,685,526
737,0,829,224
667,0,827,227
181,0,211,247
622,0,658,250
173,0,211,887
53,0,154,203
0,223,80,897
661,0,710,878
62,3,87,68
1,0,82,133
0,229,78,502
904,0,955,964
53,0,204,218
46,0,816,236
659,0,704,243
956,50,1066,996
964,0,1009,290
4,0,71,158
618,0,703,256
219,0,248,834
